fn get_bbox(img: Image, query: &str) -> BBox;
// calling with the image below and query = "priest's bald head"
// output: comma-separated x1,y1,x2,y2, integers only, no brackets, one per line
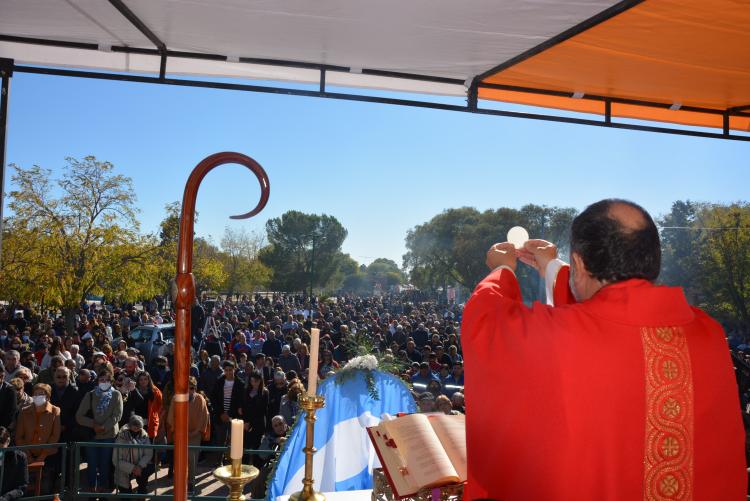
569,198,660,301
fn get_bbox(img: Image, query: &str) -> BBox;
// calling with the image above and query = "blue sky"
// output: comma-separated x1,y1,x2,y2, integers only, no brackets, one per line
4,72,749,266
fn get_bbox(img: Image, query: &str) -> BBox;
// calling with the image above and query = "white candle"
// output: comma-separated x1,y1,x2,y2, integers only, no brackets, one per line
308,328,320,396
230,419,244,460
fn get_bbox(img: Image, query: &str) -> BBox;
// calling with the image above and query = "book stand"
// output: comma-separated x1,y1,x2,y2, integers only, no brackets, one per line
371,468,465,501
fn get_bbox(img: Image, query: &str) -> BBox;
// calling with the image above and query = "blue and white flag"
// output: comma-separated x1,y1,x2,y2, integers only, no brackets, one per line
267,370,416,499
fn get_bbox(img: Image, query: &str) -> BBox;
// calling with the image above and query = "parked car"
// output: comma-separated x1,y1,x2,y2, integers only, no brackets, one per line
115,323,193,366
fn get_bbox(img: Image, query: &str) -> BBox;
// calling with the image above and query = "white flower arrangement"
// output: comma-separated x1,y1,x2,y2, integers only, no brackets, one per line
333,332,406,400
343,354,379,371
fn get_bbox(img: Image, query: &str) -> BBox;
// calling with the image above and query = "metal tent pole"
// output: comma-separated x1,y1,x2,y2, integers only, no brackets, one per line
0,58,13,266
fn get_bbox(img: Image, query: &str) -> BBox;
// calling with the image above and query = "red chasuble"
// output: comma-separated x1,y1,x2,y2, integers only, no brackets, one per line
462,265,746,501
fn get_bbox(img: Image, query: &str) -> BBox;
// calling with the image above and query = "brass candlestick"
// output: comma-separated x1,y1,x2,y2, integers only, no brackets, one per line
290,394,326,501
213,458,260,501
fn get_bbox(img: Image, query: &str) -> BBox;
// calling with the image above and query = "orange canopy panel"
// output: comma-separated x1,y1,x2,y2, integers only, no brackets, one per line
479,0,750,131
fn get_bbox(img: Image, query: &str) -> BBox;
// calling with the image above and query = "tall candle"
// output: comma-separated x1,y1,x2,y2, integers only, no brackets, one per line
230,419,244,460
308,327,320,396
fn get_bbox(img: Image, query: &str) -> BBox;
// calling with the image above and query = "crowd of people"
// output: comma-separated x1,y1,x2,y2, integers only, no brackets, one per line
0,292,465,499
727,325,750,471
4,288,745,500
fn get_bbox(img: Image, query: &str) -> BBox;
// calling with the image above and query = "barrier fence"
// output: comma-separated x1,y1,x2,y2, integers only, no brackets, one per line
0,442,278,501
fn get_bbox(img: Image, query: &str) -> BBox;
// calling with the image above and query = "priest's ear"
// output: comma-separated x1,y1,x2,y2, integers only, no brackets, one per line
571,251,605,301
571,252,587,277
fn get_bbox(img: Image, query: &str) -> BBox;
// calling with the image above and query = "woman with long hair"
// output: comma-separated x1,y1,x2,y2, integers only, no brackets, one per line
242,371,269,452
197,349,210,373
41,336,70,369
135,371,163,439
318,350,339,380
279,381,305,426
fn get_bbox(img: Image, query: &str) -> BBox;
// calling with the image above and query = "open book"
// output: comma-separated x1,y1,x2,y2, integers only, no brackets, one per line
367,413,466,499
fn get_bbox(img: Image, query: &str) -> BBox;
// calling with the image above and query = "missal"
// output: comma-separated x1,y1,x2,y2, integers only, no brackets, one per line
367,413,466,498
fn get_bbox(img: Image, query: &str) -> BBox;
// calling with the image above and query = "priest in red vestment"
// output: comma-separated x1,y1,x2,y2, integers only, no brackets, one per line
462,199,745,501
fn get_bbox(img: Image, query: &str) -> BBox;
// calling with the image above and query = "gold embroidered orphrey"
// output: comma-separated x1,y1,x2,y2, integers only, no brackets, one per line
641,326,694,500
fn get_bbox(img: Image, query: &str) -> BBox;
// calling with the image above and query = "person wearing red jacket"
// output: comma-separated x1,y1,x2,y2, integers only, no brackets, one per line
462,199,745,500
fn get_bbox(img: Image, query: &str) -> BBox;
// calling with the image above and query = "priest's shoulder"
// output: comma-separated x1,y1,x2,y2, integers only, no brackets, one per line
688,306,726,338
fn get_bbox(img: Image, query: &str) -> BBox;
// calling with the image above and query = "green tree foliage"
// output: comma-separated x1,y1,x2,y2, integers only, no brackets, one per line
658,201,700,301
404,205,576,301
155,202,228,296
661,201,750,326
0,157,161,331
220,227,272,295
338,257,406,294
260,211,348,292
696,203,750,325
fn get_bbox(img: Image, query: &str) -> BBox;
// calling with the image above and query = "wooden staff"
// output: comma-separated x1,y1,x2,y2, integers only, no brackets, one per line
174,152,270,501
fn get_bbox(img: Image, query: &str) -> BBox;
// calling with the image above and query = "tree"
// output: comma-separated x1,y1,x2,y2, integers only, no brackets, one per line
220,227,272,295
404,205,576,301
260,211,348,293
658,201,700,301
154,202,229,297
0,157,161,332
336,256,406,294
694,203,750,326
193,237,228,293
366,258,406,288
403,207,481,290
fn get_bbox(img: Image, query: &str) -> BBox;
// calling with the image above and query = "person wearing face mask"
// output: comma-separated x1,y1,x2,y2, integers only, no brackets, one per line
0,330,10,351
14,383,61,494
0,425,28,501
18,352,38,378
462,199,745,501
112,414,153,496
75,368,123,493
118,374,145,429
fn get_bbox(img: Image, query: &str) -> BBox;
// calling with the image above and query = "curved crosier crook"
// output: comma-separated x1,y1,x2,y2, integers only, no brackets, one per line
172,152,270,501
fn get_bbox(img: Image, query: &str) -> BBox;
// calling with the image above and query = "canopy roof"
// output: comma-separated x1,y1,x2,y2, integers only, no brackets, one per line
1,0,749,137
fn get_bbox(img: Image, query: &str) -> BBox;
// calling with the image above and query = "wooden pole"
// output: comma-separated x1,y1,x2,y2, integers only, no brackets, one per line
174,152,269,501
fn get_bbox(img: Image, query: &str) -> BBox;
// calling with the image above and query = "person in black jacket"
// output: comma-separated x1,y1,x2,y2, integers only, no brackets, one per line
209,361,245,456
191,298,206,345
49,366,78,491
254,354,274,385
241,371,269,457
0,362,18,430
50,367,79,442
0,426,28,501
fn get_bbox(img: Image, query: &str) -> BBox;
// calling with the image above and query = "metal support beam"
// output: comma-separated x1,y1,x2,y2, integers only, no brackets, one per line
159,53,167,80
605,99,612,124
467,80,478,111
728,104,750,113
108,0,168,78
0,58,13,266
320,69,326,94
723,113,730,136
13,64,750,143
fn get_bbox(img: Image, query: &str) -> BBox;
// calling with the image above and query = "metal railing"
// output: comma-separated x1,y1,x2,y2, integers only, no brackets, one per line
1,442,278,501
0,442,67,501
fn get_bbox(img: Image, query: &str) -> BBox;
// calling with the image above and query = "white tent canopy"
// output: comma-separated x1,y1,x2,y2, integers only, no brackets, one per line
0,0,620,96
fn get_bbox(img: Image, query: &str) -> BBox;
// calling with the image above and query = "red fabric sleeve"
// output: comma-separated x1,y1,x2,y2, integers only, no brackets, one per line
462,267,562,500
552,264,576,306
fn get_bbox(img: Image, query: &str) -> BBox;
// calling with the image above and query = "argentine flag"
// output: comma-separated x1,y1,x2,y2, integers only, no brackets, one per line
267,370,416,499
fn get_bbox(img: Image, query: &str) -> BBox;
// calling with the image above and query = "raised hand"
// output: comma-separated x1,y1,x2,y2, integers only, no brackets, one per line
486,242,518,272
517,239,558,277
